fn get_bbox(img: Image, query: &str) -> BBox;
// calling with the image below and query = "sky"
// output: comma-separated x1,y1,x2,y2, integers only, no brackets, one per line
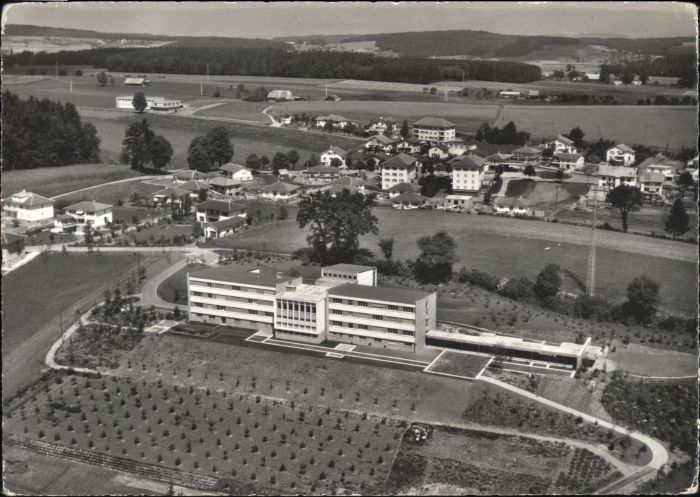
2,2,698,39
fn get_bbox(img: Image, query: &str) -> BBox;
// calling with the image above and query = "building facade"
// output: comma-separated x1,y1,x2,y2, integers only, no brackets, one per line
64,201,113,229
380,153,418,190
411,117,456,143
2,190,54,222
606,144,636,166
451,154,486,193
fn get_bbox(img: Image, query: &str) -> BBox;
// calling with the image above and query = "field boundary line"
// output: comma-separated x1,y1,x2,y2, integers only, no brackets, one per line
423,349,446,373
475,356,494,378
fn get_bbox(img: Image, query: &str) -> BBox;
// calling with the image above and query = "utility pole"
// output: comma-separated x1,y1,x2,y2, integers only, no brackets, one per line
585,187,598,296
69,71,73,92
325,82,328,99
200,80,203,96
55,62,59,81
444,83,448,103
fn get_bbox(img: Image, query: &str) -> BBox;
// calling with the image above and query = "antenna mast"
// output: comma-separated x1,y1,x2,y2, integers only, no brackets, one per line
585,187,598,296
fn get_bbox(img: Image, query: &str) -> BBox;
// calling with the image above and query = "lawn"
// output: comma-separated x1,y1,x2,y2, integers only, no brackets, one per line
210,208,697,315
504,179,537,197
494,105,698,150
156,263,210,306
428,351,491,379
270,100,500,132
0,163,138,198
113,224,195,246
196,102,270,123
54,180,163,206
1,253,146,356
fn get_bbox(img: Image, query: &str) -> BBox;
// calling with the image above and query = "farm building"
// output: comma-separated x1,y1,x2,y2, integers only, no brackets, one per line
267,89,294,101
260,182,300,202
552,153,585,171
152,187,190,207
411,117,456,143
325,94,342,101
510,146,542,163
315,114,351,129
204,216,247,240
444,194,473,210
305,166,343,183
2,190,54,223
124,77,149,86
596,165,638,191
63,200,113,229
387,182,422,199
179,180,211,199
173,170,217,183
364,134,399,153
451,154,486,193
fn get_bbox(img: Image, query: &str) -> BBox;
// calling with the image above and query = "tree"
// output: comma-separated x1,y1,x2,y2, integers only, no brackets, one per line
132,92,148,113
606,185,643,232
568,127,585,149
364,157,376,172
204,126,233,168
625,275,660,324
188,144,211,172
74,69,83,76
523,164,536,178
378,238,394,260
96,71,108,86
245,153,260,170
121,119,154,171
555,169,565,182
400,119,409,139
413,231,458,284
296,190,378,265
258,155,270,170
149,135,173,170
329,158,342,168
108,75,115,87
676,171,694,192
620,72,634,86
534,263,562,302
287,150,299,169
272,152,289,172
664,198,690,239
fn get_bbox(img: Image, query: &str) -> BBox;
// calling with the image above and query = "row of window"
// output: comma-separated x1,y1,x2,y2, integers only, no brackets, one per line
191,292,270,306
276,329,318,338
275,321,317,331
329,332,414,347
329,298,413,312
276,301,317,313
329,320,414,336
192,281,275,295
323,272,359,280
329,309,413,324
191,303,273,317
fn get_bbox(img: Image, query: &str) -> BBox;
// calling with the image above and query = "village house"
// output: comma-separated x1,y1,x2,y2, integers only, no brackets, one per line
637,156,680,182
606,144,636,166
304,165,343,184
638,172,666,199
320,146,347,167
179,179,211,201
1,232,26,270
364,135,398,153
195,199,247,224
427,144,451,160
391,192,427,209
381,153,418,191
266,89,294,101
411,117,456,143
52,214,77,233
260,182,301,202
395,137,422,154
510,145,542,163
451,154,486,193
444,194,473,210
367,116,399,136
208,177,241,197
552,153,585,171
152,186,190,207
494,197,528,216
596,165,638,191
546,135,578,155
2,190,55,223
327,177,368,196
63,200,113,230
204,216,247,240
220,163,254,182
315,114,351,130
497,90,524,99
483,152,511,170
386,182,422,199
445,140,475,156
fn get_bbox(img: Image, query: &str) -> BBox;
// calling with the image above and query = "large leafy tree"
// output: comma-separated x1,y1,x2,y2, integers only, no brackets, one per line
96,71,108,86
245,153,260,170
378,238,394,260
624,275,660,324
287,150,300,170
534,263,562,302
272,152,289,172
606,185,643,232
296,190,378,265
664,198,690,239
400,119,409,139
568,127,585,149
121,118,155,171
132,92,148,113
204,126,234,167
413,231,458,284
148,135,173,170
187,136,213,171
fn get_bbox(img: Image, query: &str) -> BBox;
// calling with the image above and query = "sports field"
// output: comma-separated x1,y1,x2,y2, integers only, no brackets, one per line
494,105,698,149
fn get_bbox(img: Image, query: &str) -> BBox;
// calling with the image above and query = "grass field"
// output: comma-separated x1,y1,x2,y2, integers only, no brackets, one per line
270,100,500,132
211,208,697,314
494,105,698,149
195,102,270,123
0,163,139,198
55,180,163,206
78,109,361,169
1,253,144,355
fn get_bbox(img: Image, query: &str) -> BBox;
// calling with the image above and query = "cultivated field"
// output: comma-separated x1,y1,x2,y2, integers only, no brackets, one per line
270,100,499,132
0,163,139,198
195,102,270,123
494,105,698,149
54,180,163,206
209,208,697,314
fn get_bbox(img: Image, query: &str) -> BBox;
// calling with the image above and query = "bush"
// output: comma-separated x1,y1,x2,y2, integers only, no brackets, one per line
456,267,499,291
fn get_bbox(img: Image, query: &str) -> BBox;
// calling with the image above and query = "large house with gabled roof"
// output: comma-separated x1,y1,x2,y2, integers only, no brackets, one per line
451,154,486,193
320,146,347,167
220,163,254,182
64,200,113,229
2,190,54,223
606,144,636,166
380,153,418,190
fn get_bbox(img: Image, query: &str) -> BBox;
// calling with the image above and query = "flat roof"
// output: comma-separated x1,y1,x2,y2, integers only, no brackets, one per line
323,263,376,274
329,283,432,305
190,265,293,287
426,329,602,360
277,283,330,302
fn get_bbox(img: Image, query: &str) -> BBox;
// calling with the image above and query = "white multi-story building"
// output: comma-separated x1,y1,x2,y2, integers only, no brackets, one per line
596,165,638,190
320,146,347,167
321,264,377,286
188,266,298,331
220,163,254,182
2,190,54,223
411,117,456,143
63,200,113,229
381,153,418,190
451,154,486,193
606,144,636,166
195,199,247,224
327,284,436,353
274,283,330,344
552,153,585,171
546,135,578,155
